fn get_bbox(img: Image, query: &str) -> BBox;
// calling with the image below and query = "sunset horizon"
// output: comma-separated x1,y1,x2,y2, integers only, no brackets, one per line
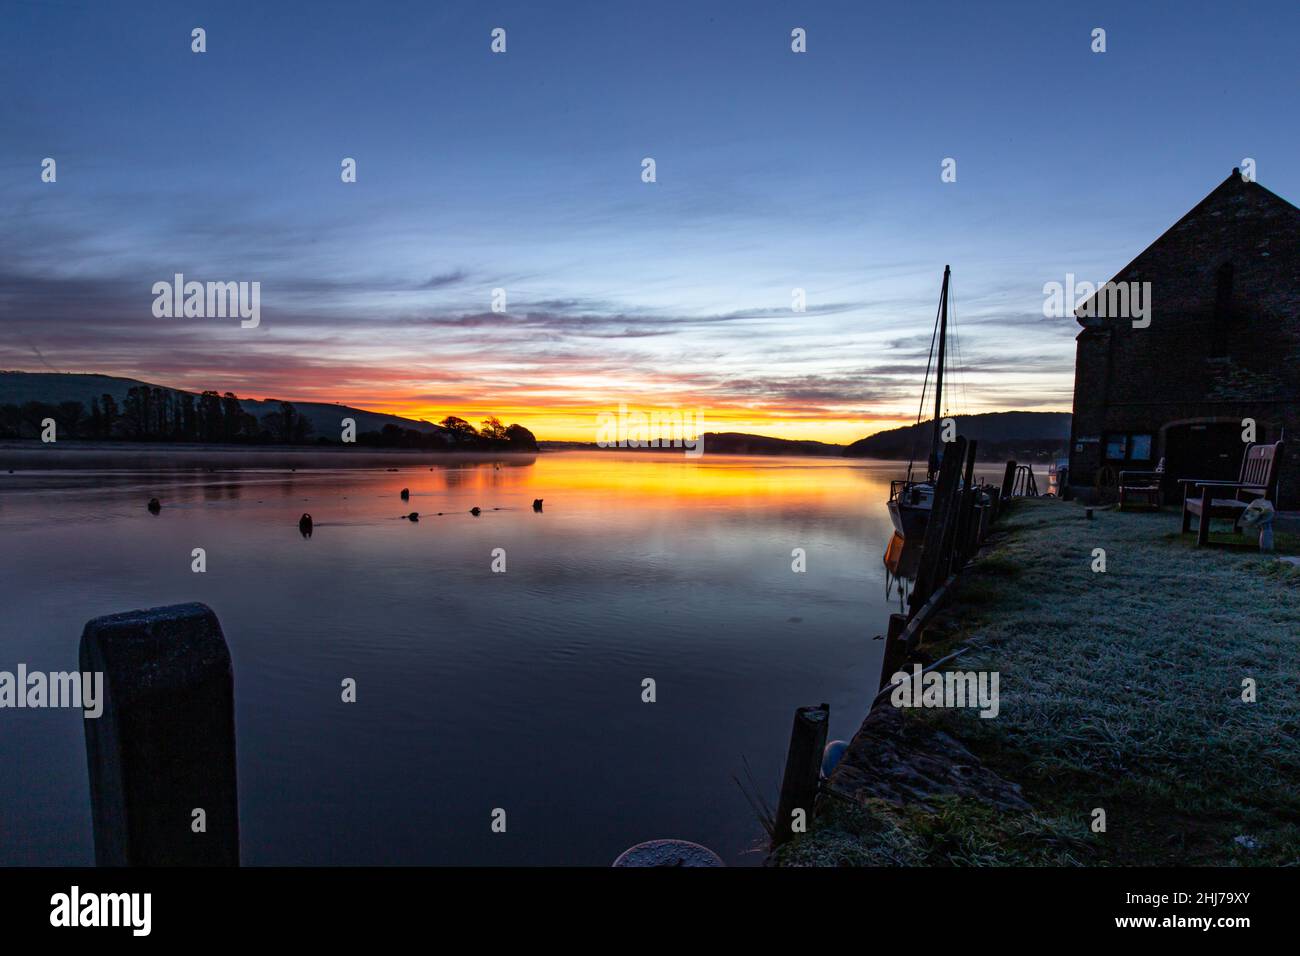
2,363,968,443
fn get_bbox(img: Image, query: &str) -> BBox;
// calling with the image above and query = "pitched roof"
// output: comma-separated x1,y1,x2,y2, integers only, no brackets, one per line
1074,170,1300,326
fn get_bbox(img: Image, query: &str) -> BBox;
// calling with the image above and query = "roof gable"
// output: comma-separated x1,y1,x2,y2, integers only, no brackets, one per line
1074,170,1300,326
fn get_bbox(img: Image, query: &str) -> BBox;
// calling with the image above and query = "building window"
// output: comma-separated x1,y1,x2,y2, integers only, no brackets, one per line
1104,433,1154,462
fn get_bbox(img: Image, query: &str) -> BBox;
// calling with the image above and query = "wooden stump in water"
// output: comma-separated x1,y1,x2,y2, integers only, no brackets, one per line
772,703,830,847
80,602,240,866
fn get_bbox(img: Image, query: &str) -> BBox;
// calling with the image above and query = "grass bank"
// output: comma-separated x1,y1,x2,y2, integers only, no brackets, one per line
777,498,1300,866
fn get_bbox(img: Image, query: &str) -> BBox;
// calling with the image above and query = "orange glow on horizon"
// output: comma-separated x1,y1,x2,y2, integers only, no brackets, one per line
348,402,920,445
106,366,1071,447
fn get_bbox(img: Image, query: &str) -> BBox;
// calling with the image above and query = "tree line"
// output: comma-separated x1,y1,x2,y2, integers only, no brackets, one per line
356,416,535,451
0,387,536,450
0,387,310,443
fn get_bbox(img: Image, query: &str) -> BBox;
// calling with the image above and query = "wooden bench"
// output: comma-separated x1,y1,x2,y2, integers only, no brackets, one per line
1180,441,1284,547
1119,458,1165,511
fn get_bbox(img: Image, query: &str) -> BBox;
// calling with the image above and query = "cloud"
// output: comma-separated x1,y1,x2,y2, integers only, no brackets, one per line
0,191,1078,428
417,270,470,290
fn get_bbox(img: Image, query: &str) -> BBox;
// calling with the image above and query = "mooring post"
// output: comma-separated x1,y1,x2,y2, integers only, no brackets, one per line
772,703,830,848
80,602,240,866
1000,460,1018,502
878,613,909,692
911,437,967,611
953,439,979,564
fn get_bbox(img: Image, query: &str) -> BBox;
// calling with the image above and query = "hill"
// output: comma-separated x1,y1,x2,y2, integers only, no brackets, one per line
0,371,446,439
698,432,843,456
843,411,1071,462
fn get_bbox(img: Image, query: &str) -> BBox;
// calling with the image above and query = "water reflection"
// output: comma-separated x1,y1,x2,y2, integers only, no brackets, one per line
0,449,998,866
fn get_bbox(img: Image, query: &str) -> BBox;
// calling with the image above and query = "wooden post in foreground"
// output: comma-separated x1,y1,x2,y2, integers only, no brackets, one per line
772,703,829,847
80,602,240,866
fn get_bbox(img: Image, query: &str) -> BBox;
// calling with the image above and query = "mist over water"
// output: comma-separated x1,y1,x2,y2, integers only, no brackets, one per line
0,449,950,865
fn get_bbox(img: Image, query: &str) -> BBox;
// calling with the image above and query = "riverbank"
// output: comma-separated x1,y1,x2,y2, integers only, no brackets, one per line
777,498,1300,866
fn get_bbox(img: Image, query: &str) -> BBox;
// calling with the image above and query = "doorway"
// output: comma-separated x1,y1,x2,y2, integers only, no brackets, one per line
1162,421,1244,500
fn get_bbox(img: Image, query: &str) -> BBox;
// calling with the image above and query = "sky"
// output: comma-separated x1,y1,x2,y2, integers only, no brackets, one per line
2,0,1297,442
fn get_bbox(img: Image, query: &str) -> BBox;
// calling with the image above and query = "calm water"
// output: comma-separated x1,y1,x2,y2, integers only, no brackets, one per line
0,448,992,865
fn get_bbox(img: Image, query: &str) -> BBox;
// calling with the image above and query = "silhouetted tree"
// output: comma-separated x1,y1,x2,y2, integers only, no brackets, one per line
0,404,21,438
150,388,167,436
57,401,86,438
198,391,223,441
122,387,148,438
100,394,119,438
220,393,244,441
260,401,313,444
178,393,196,440
504,423,538,450
440,416,478,437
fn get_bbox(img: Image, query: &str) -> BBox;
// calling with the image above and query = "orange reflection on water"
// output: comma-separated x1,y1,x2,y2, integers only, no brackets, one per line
519,452,892,512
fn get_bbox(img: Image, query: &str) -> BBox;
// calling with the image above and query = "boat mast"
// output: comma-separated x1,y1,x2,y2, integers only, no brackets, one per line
927,265,950,481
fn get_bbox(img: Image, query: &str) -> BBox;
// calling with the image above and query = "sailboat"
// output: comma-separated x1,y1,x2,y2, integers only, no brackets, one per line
884,265,954,579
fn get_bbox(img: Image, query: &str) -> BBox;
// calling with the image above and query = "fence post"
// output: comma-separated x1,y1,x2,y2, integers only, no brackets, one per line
772,703,830,848
80,602,240,866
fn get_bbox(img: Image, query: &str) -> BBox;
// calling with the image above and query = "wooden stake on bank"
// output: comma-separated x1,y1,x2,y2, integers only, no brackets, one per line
772,703,830,848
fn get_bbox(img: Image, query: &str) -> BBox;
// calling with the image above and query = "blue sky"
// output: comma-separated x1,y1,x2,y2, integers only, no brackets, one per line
2,0,1297,439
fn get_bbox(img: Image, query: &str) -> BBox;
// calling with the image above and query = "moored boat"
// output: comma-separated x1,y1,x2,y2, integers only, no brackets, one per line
884,265,958,578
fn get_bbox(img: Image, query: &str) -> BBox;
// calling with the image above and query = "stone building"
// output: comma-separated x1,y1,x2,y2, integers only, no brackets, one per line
1067,170,1300,507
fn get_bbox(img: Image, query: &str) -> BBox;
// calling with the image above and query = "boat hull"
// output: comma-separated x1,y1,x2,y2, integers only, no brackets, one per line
887,497,930,539
884,497,931,579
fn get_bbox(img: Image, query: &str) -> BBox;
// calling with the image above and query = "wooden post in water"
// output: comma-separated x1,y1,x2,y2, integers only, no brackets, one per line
910,436,966,612
80,602,240,866
772,703,830,848
878,612,909,692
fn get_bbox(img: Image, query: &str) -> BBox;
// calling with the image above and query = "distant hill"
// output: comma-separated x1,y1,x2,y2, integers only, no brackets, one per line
698,432,843,456
843,411,1072,461
0,370,448,439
